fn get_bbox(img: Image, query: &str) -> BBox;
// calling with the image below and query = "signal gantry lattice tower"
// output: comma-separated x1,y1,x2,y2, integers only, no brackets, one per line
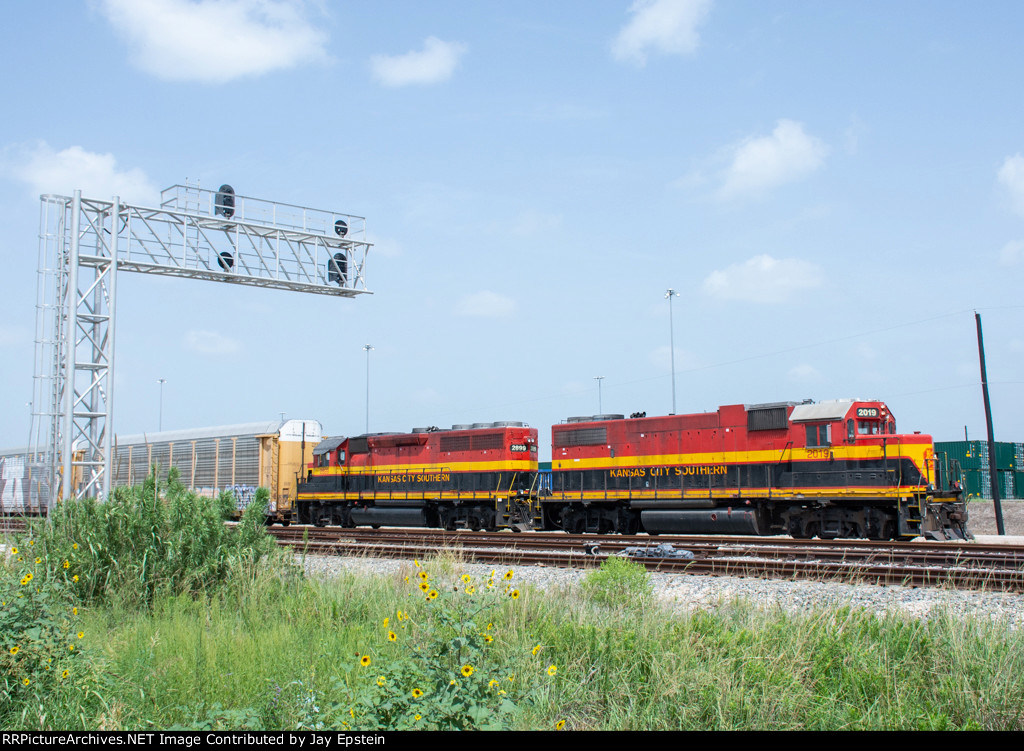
28,183,371,508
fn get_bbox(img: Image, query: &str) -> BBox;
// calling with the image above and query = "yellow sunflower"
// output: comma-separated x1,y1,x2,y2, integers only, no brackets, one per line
360,655,371,667
556,720,566,730
411,688,423,699
547,665,558,677
461,664,474,677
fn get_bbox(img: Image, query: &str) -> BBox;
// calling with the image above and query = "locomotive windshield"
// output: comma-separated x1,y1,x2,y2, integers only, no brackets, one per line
857,420,881,435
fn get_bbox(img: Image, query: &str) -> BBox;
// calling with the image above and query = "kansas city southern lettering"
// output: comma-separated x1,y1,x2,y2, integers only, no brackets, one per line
609,465,727,478
377,473,451,484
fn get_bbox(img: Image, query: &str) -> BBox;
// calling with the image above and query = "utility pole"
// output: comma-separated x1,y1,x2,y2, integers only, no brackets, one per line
363,344,374,434
665,289,679,414
157,379,167,431
975,312,1005,535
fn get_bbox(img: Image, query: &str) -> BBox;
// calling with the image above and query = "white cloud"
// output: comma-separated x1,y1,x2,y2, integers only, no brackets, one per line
856,342,878,362
787,363,822,382
998,154,1024,217
702,255,823,304
412,387,442,405
370,37,467,87
456,291,517,318
512,211,562,236
719,120,828,199
4,141,157,203
999,240,1024,266
184,329,242,355
99,0,328,83
612,0,711,67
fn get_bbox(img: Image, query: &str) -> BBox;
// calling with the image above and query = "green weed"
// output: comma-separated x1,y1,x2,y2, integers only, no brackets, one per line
580,554,653,608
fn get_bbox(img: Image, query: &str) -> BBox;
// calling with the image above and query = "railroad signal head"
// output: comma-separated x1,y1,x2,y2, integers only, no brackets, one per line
215,184,235,218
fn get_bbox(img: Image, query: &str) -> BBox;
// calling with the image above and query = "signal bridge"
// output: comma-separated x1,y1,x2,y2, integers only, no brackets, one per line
27,183,372,508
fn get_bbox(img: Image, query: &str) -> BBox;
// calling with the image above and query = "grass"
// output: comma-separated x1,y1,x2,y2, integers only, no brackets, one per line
54,562,1024,731
5,492,1024,730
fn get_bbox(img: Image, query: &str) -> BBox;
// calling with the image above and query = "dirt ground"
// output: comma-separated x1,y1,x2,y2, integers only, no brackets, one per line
966,499,1024,536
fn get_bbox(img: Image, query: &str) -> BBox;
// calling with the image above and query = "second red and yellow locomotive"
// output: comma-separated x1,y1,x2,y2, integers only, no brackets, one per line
296,422,539,530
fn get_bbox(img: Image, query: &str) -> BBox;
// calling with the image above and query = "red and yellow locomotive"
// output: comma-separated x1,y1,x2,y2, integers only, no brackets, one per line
296,422,539,530
294,399,968,540
545,399,968,540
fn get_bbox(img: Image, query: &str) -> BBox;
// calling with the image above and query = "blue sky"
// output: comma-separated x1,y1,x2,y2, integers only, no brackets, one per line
1,0,1022,460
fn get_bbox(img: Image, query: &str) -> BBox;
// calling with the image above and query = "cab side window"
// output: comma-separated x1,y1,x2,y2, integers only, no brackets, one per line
806,424,830,448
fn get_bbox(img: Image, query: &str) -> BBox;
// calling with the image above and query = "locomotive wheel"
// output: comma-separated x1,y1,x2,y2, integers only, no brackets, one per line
312,505,326,527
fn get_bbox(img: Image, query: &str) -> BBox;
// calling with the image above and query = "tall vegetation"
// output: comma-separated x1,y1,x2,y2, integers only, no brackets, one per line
41,467,279,608
1,468,285,729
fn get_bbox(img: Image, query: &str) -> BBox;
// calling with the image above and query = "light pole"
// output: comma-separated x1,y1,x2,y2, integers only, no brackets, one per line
594,376,605,414
363,344,374,433
665,289,678,415
157,379,167,431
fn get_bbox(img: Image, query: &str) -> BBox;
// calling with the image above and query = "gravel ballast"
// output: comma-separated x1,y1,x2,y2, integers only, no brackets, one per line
298,548,1024,630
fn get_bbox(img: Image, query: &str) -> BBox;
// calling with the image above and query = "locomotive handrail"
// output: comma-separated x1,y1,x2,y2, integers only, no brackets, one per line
777,441,793,465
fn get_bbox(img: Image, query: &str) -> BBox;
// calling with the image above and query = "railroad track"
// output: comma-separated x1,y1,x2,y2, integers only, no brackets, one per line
269,526,1024,592
0,518,28,534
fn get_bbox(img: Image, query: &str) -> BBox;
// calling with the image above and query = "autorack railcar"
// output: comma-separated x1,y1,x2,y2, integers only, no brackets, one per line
111,419,322,524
